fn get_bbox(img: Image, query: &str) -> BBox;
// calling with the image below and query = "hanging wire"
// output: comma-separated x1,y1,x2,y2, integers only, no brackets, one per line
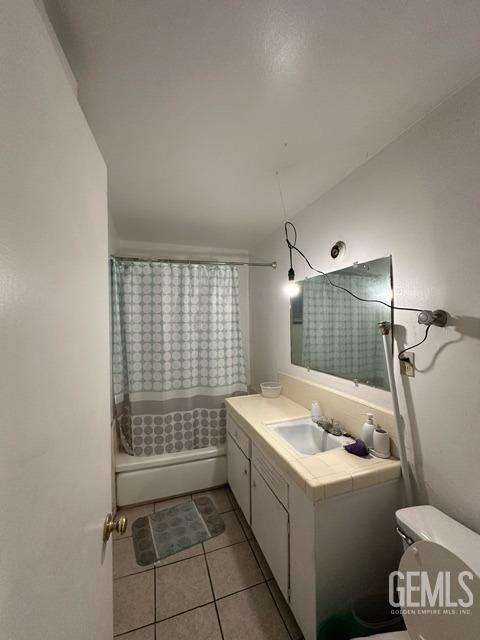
284,221,424,312
274,160,434,361
398,325,431,362
283,220,434,360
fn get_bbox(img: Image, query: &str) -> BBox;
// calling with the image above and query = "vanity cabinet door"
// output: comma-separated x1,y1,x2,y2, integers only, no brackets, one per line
251,465,289,599
227,434,251,523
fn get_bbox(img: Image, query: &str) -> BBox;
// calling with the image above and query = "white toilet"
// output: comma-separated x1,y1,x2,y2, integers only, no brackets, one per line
353,505,480,640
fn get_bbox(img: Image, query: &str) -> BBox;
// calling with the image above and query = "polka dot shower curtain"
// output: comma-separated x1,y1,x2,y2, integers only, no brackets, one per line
302,271,388,388
111,258,247,456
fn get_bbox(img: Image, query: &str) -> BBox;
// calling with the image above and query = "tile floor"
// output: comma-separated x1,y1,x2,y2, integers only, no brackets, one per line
113,486,303,640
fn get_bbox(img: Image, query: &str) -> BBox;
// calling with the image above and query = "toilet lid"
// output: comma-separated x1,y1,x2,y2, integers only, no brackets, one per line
399,540,480,640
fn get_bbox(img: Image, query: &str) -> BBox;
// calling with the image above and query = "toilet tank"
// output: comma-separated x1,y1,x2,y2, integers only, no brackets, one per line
396,505,480,576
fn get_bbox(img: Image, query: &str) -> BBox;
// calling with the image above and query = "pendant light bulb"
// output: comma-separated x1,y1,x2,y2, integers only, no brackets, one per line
285,281,300,298
285,267,300,298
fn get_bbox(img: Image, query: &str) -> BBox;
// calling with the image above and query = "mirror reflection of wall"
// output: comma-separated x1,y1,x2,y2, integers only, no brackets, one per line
290,257,392,390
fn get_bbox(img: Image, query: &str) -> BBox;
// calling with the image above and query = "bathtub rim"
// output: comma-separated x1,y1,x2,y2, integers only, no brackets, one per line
115,443,226,473
116,445,227,506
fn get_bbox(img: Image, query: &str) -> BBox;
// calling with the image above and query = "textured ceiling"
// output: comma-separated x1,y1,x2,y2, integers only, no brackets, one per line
45,0,480,249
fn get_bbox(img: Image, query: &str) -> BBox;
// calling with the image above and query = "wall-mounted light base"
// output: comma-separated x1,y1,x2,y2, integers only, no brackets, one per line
417,309,448,327
330,240,346,261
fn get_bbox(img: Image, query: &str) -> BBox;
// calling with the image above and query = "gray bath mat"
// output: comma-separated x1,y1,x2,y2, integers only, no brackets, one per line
131,496,225,566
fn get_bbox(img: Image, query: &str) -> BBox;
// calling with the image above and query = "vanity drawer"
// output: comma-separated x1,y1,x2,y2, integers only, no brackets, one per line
252,444,288,509
227,415,251,459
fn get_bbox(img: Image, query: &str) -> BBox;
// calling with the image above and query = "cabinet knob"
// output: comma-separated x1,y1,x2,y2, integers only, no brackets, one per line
243,468,248,475
252,480,256,488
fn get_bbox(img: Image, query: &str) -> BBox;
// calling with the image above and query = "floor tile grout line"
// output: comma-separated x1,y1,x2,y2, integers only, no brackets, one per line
155,599,216,626
203,508,247,552
213,579,267,603
245,535,270,581
265,579,296,640
153,559,157,640
115,513,234,543
112,566,156,638
118,519,259,581
155,538,266,602
203,533,267,602
114,564,155,581
113,487,258,637
234,508,253,539
114,544,206,581
154,554,211,624
116,537,246,583
114,545,290,634
245,536,296,637
225,488,238,510
119,488,234,516
204,537,249,558
203,545,226,640
114,621,155,638
116,534,245,583
230,507,246,530
113,582,274,640
116,539,258,623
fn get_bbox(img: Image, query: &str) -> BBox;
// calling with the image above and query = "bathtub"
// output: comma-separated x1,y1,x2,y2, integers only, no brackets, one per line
115,444,227,507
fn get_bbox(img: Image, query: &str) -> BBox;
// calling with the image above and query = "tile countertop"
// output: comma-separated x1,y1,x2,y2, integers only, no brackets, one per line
225,394,401,502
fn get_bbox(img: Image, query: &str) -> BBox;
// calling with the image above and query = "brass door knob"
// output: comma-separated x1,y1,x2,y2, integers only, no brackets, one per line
103,513,128,542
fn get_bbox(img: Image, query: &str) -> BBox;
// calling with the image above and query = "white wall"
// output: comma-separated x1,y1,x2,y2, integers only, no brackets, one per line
0,1,111,638
35,0,78,95
112,238,252,388
250,77,480,532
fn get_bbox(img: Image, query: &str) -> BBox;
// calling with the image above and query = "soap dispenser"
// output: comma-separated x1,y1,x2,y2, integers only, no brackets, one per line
361,413,375,450
311,401,321,421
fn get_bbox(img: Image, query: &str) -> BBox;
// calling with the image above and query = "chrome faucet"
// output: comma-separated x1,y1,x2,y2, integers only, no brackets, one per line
313,416,344,437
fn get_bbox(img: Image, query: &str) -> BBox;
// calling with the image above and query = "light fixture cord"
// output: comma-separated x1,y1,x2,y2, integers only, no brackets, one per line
398,325,431,362
284,222,423,313
284,220,434,360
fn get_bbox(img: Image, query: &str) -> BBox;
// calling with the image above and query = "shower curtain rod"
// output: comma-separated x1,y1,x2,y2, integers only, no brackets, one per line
110,255,277,268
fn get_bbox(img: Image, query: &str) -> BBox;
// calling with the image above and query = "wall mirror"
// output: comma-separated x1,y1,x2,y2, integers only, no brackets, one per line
290,256,392,390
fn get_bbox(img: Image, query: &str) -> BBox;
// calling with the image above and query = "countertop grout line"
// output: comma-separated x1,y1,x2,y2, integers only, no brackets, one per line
226,396,401,501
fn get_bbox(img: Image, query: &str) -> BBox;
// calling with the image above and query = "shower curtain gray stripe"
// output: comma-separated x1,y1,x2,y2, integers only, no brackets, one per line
111,258,247,456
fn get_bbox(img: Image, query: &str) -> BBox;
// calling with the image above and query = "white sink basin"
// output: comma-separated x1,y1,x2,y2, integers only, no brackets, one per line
271,418,354,456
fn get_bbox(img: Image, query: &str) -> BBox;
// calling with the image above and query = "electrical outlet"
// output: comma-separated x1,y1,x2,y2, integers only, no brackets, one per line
399,352,415,377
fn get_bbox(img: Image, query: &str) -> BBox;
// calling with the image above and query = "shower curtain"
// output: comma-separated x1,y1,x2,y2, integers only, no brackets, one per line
111,258,247,456
302,272,388,387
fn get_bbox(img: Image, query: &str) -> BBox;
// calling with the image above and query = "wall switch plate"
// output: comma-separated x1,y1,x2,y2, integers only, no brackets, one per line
400,352,415,377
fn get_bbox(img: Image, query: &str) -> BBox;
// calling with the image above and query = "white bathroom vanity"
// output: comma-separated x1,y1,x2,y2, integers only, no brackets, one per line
226,393,402,640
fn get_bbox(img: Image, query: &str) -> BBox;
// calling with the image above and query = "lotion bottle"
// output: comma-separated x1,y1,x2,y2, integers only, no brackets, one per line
361,413,375,450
